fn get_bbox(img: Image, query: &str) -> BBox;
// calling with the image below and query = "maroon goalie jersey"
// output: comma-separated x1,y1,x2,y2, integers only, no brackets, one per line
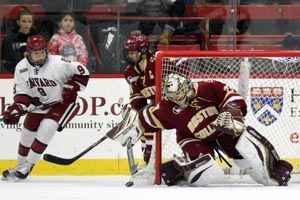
139,80,247,142
124,52,156,111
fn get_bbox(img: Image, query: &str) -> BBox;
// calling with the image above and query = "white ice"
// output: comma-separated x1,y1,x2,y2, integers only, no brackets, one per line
1,176,300,200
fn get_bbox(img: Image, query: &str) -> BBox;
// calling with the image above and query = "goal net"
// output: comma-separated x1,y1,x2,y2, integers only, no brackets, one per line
132,50,300,185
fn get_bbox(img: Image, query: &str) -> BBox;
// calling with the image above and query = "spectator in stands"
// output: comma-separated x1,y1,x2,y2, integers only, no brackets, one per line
265,0,292,34
48,11,89,66
125,0,187,45
205,0,249,4
282,33,300,50
1,7,39,73
39,0,94,39
265,0,291,4
205,0,250,35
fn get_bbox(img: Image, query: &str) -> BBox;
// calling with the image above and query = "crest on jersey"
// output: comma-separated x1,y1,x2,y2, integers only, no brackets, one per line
172,106,183,114
250,87,283,126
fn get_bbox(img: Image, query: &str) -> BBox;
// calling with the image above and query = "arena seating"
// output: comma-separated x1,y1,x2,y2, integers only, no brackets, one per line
1,4,300,45
1,4,300,72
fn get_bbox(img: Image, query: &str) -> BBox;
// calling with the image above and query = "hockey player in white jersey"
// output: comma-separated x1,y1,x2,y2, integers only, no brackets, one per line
1,35,90,181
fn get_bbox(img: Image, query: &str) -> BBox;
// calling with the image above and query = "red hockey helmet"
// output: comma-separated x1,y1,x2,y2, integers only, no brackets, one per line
124,32,149,64
26,35,48,66
124,32,149,54
27,35,47,51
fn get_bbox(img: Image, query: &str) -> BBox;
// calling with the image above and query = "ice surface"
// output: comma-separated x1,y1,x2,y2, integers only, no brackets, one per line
1,176,300,200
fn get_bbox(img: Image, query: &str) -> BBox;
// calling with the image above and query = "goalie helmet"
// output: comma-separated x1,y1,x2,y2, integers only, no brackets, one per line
124,32,149,64
26,35,48,67
164,73,194,108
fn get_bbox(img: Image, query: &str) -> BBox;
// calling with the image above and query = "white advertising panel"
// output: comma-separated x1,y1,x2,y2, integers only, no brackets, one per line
0,78,143,159
1,78,300,160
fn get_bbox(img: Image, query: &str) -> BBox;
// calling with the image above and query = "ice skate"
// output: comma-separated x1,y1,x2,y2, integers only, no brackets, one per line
1,164,23,181
14,162,34,181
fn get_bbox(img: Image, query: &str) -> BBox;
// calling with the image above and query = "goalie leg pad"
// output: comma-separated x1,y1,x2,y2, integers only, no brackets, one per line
235,128,275,185
162,154,225,186
235,126,293,186
185,154,225,186
161,159,184,186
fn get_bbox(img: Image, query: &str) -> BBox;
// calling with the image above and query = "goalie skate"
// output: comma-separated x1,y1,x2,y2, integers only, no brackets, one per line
126,163,156,186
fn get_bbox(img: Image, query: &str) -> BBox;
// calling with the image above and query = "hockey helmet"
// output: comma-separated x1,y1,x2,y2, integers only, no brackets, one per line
26,35,48,66
124,32,149,64
164,73,194,108
124,32,149,53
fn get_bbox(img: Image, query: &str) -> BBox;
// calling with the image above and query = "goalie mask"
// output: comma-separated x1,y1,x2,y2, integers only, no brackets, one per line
164,73,193,108
26,35,48,67
124,32,149,65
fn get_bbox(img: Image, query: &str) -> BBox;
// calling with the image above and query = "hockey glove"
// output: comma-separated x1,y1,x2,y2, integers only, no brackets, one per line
107,108,143,146
211,102,245,137
62,80,80,104
3,103,24,124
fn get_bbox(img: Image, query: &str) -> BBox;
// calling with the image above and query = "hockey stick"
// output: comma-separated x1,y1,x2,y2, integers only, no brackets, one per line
119,97,138,175
0,99,62,122
43,135,108,165
126,131,138,175
43,103,138,165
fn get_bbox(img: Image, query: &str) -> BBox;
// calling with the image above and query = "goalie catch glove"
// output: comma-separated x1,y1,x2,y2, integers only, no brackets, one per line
107,108,143,146
211,102,245,137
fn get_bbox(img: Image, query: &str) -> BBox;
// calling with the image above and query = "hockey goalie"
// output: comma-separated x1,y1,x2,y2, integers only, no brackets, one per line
109,73,293,186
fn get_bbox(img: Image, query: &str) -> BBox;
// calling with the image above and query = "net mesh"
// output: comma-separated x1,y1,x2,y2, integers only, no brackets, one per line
131,52,300,185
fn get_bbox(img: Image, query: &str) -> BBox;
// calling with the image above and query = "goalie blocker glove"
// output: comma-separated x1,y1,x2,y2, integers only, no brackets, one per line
106,108,143,146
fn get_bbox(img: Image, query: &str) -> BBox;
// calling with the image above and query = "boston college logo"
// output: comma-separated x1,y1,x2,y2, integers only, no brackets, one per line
250,87,283,126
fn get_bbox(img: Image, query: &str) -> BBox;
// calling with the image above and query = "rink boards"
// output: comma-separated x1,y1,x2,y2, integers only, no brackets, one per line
0,78,300,175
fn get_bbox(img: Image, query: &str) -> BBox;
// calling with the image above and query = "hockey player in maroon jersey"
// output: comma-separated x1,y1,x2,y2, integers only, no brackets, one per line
151,74,292,186
1,35,89,181
113,73,293,186
123,32,156,164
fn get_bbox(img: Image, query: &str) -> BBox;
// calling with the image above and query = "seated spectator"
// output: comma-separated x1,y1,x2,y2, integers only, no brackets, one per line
205,0,250,35
282,34,300,50
48,11,89,66
1,7,39,73
265,0,292,34
265,0,291,4
125,0,187,45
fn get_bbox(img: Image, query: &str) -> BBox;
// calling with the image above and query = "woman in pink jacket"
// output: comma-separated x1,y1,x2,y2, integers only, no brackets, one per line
48,11,89,66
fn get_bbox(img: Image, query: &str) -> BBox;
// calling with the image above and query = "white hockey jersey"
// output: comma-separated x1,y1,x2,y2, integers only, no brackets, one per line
13,54,90,113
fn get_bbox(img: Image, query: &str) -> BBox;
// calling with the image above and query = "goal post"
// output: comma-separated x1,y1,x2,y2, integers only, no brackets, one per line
152,50,300,185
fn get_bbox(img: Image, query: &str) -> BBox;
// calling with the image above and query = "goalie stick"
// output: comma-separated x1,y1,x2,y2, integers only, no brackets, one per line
43,105,139,166
119,97,138,175
126,137,138,175
0,99,62,122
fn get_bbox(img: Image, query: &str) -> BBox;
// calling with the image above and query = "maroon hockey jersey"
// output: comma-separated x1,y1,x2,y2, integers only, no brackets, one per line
124,52,156,111
140,80,247,142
